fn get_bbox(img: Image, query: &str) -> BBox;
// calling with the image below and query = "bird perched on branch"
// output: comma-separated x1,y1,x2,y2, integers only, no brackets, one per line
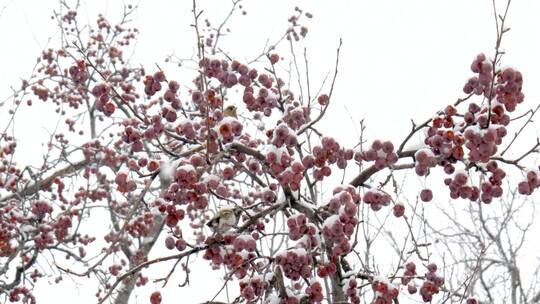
223,105,238,118
207,207,243,234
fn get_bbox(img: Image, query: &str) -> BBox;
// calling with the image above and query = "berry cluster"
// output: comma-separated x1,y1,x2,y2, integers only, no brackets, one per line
257,73,274,89
162,80,182,110
425,116,464,164
463,53,493,96
68,60,89,85
30,201,53,218
495,67,524,112
286,7,311,41
53,215,72,242
243,86,278,116
271,124,298,148
322,187,360,257
9,286,36,304
122,125,144,152
316,262,337,278
401,262,417,285
305,281,324,303
277,161,304,191
444,171,480,201
175,120,197,140
478,161,505,203
200,58,239,88
91,82,116,116
343,278,360,304
282,104,310,130
419,263,444,302
144,115,165,141
463,125,505,162
203,235,252,279
264,146,304,191
303,137,353,181
233,234,257,252
125,212,155,238
160,203,186,229
31,84,49,101
363,190,391,211
240,275,271,301
172,236,187,251
372,277,399,304
143,71,165,96
359,140,398,170
217,117,243,143
414,149,437,176
161,105,177,123
275,248,312,281
230,60,257,87
518,170,540,195
114,172,136,193
287,214,319,250
175,164,198,188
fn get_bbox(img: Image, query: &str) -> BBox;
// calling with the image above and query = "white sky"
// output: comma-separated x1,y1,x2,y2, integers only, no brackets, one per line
1,0,540,303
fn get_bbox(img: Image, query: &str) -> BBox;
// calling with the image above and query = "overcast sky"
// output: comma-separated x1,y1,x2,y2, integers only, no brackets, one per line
1,0,539,303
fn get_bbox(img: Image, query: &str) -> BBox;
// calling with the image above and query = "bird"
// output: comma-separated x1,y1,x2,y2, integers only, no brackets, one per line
223,105,238,118
206,206,243,234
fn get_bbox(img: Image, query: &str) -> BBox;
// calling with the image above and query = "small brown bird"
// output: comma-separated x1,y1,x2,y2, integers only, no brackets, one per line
206,207,242,234
223,105,238,118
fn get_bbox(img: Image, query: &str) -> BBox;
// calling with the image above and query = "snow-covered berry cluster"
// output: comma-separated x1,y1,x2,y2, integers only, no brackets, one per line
362,190,391,211
359,140,398,170
239,274,272,301
419,263,444,302
217,117,243,143
463,125,505,162
282,104,310,130
287,214,319,250
68,60,89,85
243,86,278,116
372,277,399,304
275,248,312,281
175,119,198,140
302,136,353,181
143,71,165,96
203,234,253,279
271,124,298,148
91,82,115,116
425,117,464,165
114,172,136,193
414,149,437,176
495,67,524,112
343,277,361,304
162,80,181,110
463,53,493,96
265,146,304,190
122,124,144,152
305,281,324,303
401,262,417,285
322,186,360,257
